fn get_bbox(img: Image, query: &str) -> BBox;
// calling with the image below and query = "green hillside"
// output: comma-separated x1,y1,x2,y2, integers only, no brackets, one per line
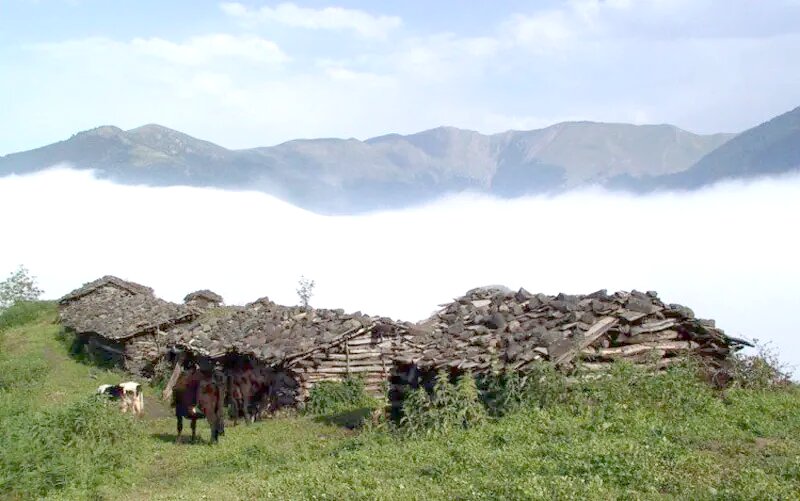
1,303,799,500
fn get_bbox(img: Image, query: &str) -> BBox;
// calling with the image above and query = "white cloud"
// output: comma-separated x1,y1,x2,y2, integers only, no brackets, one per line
220,2,402,39
2,168,800,374
131,34,288,65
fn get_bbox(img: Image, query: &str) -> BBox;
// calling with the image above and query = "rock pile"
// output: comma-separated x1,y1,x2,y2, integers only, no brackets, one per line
406,287,751,373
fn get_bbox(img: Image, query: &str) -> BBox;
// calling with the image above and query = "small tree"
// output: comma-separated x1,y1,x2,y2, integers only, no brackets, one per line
296,275,315,308
0,265,44,311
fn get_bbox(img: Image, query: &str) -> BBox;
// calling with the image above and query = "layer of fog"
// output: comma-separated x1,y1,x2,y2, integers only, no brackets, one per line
2,167,799,372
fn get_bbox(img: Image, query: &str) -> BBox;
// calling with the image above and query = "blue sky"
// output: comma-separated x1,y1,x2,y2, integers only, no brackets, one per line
2,0,800,154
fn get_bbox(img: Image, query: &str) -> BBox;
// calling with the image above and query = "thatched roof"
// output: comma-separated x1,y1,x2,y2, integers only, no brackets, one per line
403,288,752,372
60,292,198,341
59,275,153,305
183,289,224,304
169,298,412,365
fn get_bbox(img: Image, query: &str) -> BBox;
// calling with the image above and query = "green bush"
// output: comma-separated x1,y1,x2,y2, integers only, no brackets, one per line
729,340,793,389
478,362,569,416
400,371,486,437
306,376,379,416
0,300,54,332
0,395,142,498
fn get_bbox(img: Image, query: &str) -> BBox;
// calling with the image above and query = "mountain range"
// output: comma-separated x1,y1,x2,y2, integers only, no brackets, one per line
1,105,798,214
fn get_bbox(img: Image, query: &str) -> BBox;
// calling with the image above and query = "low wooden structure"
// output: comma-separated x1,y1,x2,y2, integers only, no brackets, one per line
59,276,198,376
168,297,417,408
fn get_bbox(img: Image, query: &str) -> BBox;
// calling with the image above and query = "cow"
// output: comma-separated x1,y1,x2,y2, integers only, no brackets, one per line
172,364,226,444
227,361,271,425
96,381,144,417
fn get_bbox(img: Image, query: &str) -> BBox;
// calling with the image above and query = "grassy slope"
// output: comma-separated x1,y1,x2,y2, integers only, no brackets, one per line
2,305,799,500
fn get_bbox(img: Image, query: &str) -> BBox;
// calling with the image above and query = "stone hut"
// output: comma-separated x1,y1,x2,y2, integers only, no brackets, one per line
392,287,753,403
59,276,199,376
168,297,417,409
183,289,224,309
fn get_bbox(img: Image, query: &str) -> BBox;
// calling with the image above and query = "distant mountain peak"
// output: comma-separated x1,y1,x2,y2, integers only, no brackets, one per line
77,125,125,138
3,105,799,215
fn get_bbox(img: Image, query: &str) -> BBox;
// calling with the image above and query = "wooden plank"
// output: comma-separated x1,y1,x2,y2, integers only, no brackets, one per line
549,317,618,366
347,337,387,347
630,319,677,335
316,359,383,368
323,352,382,361
585,340,697,358
615,330,679,345
345,341,350,376
305,365,385,374
161,354,185,401
619,310,648,323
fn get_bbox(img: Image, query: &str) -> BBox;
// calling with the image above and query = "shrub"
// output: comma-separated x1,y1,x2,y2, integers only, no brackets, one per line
400,370,486,436
728,340,793,390
478,363,569,416
306,376,379,416
0,265,44,312
0,300,54,332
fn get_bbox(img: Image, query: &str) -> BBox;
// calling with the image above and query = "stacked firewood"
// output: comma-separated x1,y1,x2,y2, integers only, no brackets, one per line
404,287,751,373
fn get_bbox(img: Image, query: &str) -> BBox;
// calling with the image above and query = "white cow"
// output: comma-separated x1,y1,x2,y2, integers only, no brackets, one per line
97,381,144,416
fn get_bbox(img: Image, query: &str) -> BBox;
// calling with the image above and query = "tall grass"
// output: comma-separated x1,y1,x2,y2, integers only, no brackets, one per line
0,397,142,498
0,303,142,499
0,300,55,333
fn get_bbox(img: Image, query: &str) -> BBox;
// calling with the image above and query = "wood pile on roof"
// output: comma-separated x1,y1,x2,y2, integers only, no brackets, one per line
169,296,413,365
404,287,752,373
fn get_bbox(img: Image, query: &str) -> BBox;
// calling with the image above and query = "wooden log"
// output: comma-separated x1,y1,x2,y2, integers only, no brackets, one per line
161,353,185,401
304,365,385,374
316,360,383,369
630,319,677,335
346,338,389,347
619,310,648,323
614,330,679,345
550,317,618,366
324,352,382,361
584,340,697,358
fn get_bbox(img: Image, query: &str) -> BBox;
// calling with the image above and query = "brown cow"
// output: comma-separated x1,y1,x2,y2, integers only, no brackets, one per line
172,365,226,443
227,361,270,424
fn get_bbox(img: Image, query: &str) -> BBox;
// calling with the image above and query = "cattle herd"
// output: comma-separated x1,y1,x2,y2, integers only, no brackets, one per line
98,360,273,444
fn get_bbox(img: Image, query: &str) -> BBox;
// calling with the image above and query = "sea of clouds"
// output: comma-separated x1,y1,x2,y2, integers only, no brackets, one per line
1,167,798,372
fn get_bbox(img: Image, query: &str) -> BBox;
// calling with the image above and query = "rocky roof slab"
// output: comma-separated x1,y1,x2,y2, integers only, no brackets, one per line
59,275,154,304
60,291,197,340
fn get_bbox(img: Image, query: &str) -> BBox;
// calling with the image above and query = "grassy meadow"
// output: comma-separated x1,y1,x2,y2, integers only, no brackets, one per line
1,303,799,500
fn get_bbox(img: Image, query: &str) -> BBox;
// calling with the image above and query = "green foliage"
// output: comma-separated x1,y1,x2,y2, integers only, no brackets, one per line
306,376,379,417
0,300,54,332
729,340,793,390
479,362,569,416
0,396,141,498
401,371,486,437
0,265,44,311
